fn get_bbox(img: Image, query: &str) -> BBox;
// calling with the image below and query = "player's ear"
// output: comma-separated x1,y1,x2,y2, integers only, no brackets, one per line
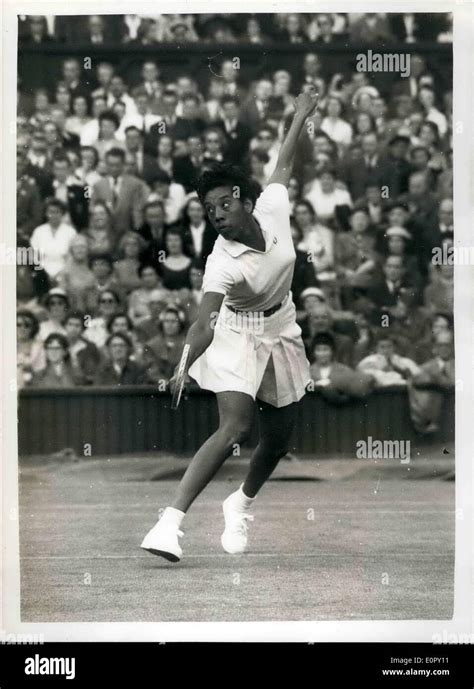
243,197,254,213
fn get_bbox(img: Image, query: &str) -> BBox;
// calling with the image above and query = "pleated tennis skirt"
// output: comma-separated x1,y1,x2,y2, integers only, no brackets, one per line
188,294,311,408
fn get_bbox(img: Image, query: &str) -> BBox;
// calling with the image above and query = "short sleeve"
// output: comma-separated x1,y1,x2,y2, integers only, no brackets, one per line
254,183,290,215
202,252,243,296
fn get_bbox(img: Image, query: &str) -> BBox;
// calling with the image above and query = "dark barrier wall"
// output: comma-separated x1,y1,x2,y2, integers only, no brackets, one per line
18,42,452,101
18,388,454,457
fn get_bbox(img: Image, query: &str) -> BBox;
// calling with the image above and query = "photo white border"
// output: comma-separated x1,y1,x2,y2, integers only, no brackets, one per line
1,0,472,643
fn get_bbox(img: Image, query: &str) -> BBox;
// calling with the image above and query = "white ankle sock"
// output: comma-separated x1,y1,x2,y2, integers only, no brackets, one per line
161,506,185,528
235,484,255,510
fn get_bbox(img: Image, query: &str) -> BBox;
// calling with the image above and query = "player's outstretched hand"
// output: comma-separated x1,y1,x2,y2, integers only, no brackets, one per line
294,90,319,118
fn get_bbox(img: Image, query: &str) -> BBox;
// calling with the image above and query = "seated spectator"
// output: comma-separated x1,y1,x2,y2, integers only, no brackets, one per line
305,167,352,226
94,333,148,385
30,333,84,388
114,232,145,294
215,95,252,165
148,170,186,225
56,235,95,310
66,94,92,137
134,288,171,343
408,331,454,433
137,200,167,266
30,198,77,280
367,255,421,325
309,332,373,402
382,226,422,291
80,94,107,146
414,312,453,364
106,312,143,362
38,288,69,341
424,263,453,316
294,200,334,278
357,333,420,387
50,153,89,230
143,305,187,382
64,311,102,384
82,254,123,315
290,226,320,308
250,150,270,190
252,124,280,178
321,94,353,149
123,125,160,185
91,147,148,235
128,264,163,326
17,244,50,315
159,228,192,290
288,176,302,215
83,288,121,348
85,201,116,256
301,302,355,366
353,312,377,365
74,146,101,188
16,148,43,241
17,310,45,387
180,258,205,325
181,196,217,263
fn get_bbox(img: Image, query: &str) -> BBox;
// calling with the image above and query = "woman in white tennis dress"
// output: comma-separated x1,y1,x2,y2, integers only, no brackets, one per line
141,91,318,562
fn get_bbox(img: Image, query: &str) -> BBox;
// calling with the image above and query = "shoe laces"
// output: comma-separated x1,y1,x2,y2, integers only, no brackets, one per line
231,513,254,536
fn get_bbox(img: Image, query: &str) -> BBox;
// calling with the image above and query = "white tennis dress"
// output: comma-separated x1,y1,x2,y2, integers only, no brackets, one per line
188,183,311,407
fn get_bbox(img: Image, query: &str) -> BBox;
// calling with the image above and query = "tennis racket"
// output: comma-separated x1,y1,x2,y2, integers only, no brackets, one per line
171,344,190,410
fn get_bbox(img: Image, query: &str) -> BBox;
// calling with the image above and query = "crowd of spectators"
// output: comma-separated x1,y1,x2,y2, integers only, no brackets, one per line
16,13,454,433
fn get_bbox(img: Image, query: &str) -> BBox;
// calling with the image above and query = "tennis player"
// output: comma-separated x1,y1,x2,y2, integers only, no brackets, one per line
141,90,318,561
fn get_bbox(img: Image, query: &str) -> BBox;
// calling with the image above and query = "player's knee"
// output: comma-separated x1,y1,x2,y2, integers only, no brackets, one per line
219,423,251,450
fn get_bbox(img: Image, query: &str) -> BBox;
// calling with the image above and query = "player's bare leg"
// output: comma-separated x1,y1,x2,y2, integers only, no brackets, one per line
141,391,254,561
221,400,296,553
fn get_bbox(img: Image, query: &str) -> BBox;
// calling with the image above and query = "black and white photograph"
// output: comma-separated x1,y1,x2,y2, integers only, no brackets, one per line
1,0,473,670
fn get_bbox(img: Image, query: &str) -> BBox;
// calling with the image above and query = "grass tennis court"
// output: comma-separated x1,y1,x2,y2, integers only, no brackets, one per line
19,451,454,622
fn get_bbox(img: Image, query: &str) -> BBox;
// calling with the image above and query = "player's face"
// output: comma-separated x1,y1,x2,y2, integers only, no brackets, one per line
204,186,251,240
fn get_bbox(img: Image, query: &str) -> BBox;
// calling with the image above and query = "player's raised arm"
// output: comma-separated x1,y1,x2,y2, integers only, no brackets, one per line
268,90,319,188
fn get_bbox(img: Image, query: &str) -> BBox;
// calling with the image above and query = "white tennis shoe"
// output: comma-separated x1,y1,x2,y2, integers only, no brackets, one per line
140,520,183,562
221,491,254,554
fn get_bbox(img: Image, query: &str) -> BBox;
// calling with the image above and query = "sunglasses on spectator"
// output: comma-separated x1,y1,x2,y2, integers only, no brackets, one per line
100,298,116,304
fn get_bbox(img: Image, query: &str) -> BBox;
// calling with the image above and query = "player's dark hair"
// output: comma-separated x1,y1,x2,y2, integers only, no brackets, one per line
196,162,259,208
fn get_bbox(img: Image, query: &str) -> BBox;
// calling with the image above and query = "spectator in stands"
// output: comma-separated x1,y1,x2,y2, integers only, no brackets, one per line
215,95,252,165
66,94,92,137
30,198,77,279
128,264,163,325
85,202,116,256
83,255,123,316
17,310,45,388
367,255,420,325
51,153,89,229
309,332,373,403
159,227,192,290
305,167,352,225
30,333,84,388
181,197,217,263
107,312,143,362
408,330,454,433
357,333,420,387
148,170,186,224
133,288,170,342
114,232,145,294
91,147,148,234
94,332,148,385
17,252,50,316
143,305,187,382
424,263,453,316
137,200,167,266
17,148,43,241
349,12,394,43
294,200,334,278
124,125,159,185
321,95,353,148
301,302,355,365
74,146,101,188
83,288,121,348
64,311,102,383
56,234,95,310
80,95,107,146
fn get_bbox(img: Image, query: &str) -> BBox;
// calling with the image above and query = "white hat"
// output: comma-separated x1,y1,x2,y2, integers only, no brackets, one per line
386,226,412,240
300,287,326,302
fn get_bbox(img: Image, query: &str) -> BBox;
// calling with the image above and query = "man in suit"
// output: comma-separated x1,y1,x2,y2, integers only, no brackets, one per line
49,105,81,153
214,95,252,165
51,154,89,230
377,134,413,200
124,126,160,186
239,79,274,134
181,199,218,263
342,132,384,204
301,302,355,366
132,61,163,114
145,89,178,154
17,148,43,241
137,200,167,266
408,330,455,433
61,58,90,100
367,255,421,324
91,148,149,236
172,135,204,193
